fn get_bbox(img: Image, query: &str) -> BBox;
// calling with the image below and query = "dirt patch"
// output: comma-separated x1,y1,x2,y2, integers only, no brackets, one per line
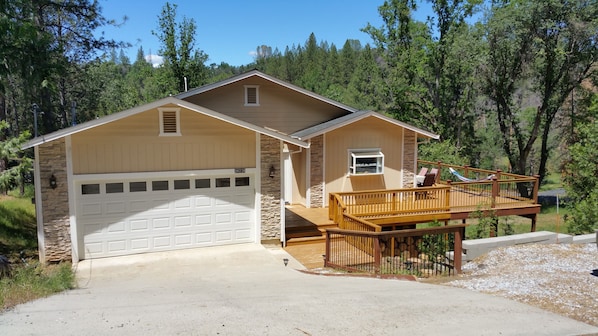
446,243,598,327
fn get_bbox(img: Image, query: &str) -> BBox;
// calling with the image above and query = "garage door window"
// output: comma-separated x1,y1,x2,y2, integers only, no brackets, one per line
174,179,190,190
195,178,210,189
81,184,100,195
130,182,147,192
235,177,250,187
215,178,230,188
152,180,169,191
106,183,124,193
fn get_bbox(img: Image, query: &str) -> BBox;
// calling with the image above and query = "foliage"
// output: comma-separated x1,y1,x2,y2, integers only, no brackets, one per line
469,206,497,239
564,113,598,234
0,261,75,310
418,140,468,166
0,121,32,194
0,195,37,257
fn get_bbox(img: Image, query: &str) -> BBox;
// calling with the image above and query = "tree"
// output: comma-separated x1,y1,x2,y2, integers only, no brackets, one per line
563,96,598,234
0,121,31,194
481,0,598,184
152,2,208,93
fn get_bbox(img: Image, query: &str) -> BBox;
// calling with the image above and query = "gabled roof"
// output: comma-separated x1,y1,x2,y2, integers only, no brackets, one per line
291,110,440,140
176,70,360,113
23,96,309,149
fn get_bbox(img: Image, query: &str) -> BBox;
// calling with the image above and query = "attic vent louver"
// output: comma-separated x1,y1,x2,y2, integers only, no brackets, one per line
159,108,181,136
244,85,259,106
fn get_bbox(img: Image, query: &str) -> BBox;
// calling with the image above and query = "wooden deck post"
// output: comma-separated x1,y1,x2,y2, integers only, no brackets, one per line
454,227,464,274
532,175,540,203
324,231,330,267
373,236,381,274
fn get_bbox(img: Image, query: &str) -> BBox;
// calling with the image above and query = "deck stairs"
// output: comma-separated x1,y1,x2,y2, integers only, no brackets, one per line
285,206,337,246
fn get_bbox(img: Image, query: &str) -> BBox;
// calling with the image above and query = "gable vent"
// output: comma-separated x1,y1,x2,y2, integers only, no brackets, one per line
159,108,181,136
162,111,177,133
244,85,259,106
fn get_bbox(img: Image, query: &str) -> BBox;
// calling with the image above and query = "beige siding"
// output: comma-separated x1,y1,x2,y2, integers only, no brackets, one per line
183,77,348,135
325,117,404,195
291,149,306,205
71,107,256,174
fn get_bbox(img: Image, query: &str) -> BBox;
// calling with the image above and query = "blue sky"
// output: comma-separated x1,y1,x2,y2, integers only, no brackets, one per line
97,0,432,66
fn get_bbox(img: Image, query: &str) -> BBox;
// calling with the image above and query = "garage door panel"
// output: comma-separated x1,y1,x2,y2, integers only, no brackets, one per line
152,217,171,229
174,216,192,227
78,173,255,259
130,219,149,231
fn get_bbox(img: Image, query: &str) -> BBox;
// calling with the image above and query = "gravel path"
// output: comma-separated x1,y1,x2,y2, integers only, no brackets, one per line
446,243,598,327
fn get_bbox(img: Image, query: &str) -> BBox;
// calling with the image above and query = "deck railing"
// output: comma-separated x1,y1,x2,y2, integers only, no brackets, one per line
325,225,465,276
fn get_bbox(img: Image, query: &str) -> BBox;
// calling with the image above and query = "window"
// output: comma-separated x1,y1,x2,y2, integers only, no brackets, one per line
174,179,190,190
106,183,124,193
215,178,231,188
130,181,147,192
152,180,169,191
349,149,384,175
159,108,181,136
244,85,259,106
235,177,250,187
195,179,211,189
81,184,100,195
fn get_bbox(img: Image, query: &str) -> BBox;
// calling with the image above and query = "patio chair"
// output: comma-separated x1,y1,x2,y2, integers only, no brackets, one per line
416,167,429,187
416,173,436,199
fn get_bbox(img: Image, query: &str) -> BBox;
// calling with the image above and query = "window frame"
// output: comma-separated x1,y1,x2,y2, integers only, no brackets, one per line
348,149,384,175
244,85,260,106
158,107,181,136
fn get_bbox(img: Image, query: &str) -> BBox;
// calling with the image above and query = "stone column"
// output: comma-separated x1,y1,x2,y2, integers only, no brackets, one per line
402,130,416,188
309,135,324,208
38,139,71,262
260,135,281,242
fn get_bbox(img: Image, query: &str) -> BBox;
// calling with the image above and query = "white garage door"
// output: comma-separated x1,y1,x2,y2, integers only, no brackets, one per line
76,173,255,259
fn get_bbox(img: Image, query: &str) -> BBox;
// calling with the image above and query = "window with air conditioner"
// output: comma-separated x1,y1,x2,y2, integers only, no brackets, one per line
159,108,181,136
349,149,384,175
244,85,259,106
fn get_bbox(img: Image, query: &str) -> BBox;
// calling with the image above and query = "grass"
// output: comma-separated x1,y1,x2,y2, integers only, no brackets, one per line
0,261,75,310
418,204,572,238
540,172,563,191
0,192,76,311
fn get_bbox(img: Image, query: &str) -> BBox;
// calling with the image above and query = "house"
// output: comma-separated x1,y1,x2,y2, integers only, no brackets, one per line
23,70,439,263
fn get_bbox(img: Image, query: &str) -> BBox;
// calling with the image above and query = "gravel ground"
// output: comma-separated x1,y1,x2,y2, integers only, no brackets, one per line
446,243,598,327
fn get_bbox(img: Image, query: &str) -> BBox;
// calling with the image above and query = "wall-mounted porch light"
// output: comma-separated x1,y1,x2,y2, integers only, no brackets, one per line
49,174,57,189
269,165,275,178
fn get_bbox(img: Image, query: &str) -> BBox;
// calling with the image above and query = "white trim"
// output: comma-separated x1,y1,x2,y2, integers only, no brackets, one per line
244,85,260,106
23,96,309,149
400,128,405,188
33,147,45,262
71,168,257,183
279,140,285,244
255,133,262,244
177,70,359,113
158,107,181,136
293,110,440,141
65,136,79,263
307,142,311,208
322,133,327,208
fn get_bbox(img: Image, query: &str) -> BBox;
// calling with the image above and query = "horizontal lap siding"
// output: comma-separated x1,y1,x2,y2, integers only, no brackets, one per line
325,117,404,194
72,107,256,174
184,77,348,135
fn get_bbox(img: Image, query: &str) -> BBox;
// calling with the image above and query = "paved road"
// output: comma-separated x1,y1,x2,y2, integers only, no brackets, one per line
1,244,597,336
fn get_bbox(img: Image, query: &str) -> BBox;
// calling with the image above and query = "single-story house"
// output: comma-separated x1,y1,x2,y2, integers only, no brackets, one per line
23,70,439,263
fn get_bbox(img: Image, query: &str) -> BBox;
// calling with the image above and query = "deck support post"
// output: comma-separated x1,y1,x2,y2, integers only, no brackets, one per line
531,214,537,232
454,227,464,274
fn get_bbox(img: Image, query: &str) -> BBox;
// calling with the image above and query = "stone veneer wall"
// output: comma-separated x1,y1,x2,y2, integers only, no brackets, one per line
309,135,324,208
402,130,416,188
38,138,72,262
260,135,281,241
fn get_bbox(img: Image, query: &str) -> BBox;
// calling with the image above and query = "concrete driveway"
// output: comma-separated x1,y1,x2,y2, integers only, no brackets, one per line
1,244,597,336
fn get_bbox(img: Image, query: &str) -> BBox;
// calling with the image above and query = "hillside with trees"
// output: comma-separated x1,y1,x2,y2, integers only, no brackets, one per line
1,0,597,232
